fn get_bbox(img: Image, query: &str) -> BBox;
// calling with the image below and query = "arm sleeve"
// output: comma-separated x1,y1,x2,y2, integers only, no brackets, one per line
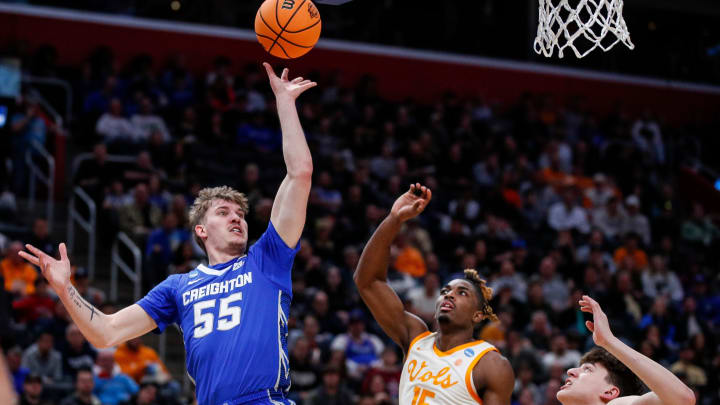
250,221,300,292
136,275,179,333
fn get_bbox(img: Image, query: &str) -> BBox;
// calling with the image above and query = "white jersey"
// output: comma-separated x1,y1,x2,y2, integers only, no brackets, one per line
399,331,498,405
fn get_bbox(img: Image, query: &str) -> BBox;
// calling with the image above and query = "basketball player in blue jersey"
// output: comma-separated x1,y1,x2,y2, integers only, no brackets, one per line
19,62,316,405
355,183,514,404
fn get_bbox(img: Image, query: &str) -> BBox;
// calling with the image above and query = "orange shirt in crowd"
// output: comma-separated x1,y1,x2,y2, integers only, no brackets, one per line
613,247,649,271
1,258,38,295
394,246,427,278
114,342,169,383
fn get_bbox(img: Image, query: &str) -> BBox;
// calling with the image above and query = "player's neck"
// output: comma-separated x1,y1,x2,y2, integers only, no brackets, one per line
434,328,476,352
207,249,241,267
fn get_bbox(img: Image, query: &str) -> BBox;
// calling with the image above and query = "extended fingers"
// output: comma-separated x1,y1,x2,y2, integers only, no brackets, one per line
291,76,304,84
262,62,276,78
25,244,50,260
18,251,40,266
281,68,289,81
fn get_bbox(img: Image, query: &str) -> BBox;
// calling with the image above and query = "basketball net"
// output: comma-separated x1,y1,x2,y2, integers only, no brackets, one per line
534,0,634,58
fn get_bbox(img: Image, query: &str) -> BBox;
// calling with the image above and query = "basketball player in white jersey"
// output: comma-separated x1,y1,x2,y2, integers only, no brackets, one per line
354,184,514,404
557,295,695,405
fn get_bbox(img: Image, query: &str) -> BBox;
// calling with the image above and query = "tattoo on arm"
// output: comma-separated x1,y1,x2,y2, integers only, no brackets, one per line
67,285,99,321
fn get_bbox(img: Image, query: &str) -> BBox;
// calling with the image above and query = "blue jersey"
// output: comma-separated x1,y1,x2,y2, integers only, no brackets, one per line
137,223,299,405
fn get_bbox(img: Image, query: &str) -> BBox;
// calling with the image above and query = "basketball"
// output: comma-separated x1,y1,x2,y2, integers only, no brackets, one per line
255,0,322,59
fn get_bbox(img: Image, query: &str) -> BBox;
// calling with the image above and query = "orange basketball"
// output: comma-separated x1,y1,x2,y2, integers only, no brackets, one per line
255,0,322,59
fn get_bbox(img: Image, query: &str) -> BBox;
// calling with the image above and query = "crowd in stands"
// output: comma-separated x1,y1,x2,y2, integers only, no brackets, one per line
1,43,719,405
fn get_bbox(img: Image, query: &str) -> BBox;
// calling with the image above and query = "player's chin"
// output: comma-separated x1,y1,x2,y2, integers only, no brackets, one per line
437,313,451,323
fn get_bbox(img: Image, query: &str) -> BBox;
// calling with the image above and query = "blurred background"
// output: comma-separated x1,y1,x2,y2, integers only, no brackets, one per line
0,1,718,405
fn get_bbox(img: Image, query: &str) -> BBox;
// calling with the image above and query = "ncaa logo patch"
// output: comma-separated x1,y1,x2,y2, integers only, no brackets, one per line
188,271,199,278
464,348,475,358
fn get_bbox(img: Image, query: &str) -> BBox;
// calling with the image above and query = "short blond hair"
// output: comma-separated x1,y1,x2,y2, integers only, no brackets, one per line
188,186,249,253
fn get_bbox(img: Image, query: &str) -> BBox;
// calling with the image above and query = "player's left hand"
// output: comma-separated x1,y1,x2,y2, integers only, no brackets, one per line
579,295,615,348
263,62,317,101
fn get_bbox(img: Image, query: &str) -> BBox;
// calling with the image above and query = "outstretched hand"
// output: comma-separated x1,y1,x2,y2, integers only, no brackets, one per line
390,183,432,223
263,62,317,101
579,295,615,348
18,243,72,291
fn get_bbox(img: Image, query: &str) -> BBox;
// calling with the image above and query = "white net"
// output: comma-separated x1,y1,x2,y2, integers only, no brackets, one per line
534,0,634,58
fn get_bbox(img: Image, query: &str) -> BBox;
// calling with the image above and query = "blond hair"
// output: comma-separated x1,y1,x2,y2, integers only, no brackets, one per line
463,269,498,322
188,186,249,253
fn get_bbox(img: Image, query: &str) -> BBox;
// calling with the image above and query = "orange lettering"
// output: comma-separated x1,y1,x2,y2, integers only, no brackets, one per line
406,362,458,389
411,387,436,405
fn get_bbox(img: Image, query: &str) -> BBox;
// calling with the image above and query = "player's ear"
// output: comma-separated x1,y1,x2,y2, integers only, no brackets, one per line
472,310,484,324
599,385,620,401
195,224,207,240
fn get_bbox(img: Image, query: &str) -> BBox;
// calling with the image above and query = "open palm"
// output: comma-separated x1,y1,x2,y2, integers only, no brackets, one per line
391,183,432,223
19,243,72,290
263,62,316,100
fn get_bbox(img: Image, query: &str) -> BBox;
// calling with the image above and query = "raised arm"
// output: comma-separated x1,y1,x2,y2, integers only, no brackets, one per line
580,296,696,405
19,244,157,349
354,184,431,352
263,62,316,248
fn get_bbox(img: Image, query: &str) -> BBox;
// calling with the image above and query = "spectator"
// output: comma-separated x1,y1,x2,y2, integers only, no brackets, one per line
330,310,384,381
592,195,628,243
72,267,105,307
125,380,160,405
60,324,97,379
538,256,569,312
641,254,683,303
2,241,39,296
613,233,649,272
393,232,427,278
75,143,118,204
681,202,720,247
93,350,139,405
584,173,615,208
490,259,527,303
130,97,170,143
631,111,665,165
288,336,320,402
11,278,55,324
7,346,30,395
304,364,354,405
19,373,47,405
406,272,440,323
525,311,552,352
96,98,137,144
361,346,401,400
670,345,707,388
59,367,101,405
113,337,170,385
541,334,581,371
622,195,651,246
25,219,54,256
21,331,63,384
118,183,163,243
547,185,590,234
10,95,46,195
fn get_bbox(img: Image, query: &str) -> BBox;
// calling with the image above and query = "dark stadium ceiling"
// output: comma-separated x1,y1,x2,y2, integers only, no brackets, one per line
631,0,720,15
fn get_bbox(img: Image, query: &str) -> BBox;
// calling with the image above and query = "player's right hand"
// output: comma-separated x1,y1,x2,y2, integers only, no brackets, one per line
579,295,615,348
19,243,72,291
390,183,432,223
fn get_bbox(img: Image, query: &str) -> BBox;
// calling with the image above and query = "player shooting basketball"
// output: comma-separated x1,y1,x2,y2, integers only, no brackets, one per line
557,295,695,405
354,183,514,404
19,62,315,405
